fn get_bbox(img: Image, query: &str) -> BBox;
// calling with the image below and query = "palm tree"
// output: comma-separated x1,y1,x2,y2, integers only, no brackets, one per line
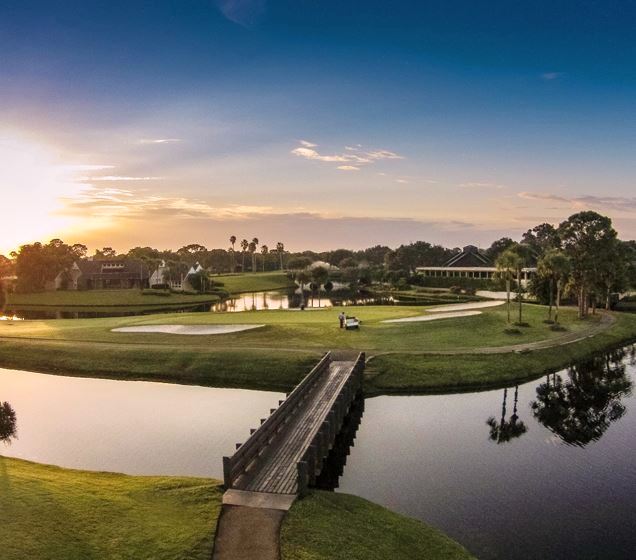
248,241,257,272
311,266,329,307
538,249,571,325
260,244,269,272
240,239,248,272
486,386,527,444
276,242,285,270
496,248,522,323
295,270,310,307
512,245,531,324
229,235,237,272
251,238,259,273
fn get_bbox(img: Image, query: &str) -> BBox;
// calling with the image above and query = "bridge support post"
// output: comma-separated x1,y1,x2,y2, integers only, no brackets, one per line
298,461,309,497
222,456,232,489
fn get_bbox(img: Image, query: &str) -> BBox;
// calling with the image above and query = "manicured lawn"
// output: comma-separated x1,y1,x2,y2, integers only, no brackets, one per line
0,456,222,560
1,457,474,560
7,289,218,307
1,303,633,393
212,271,295,293
281,490,475,560
366,311,636,394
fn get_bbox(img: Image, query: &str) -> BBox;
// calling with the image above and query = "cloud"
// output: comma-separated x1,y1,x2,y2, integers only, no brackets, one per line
216,0,267,28
541,72,564,81
59,164,115,171
459,181,505,190
291,141,404,170
85,176,163,182
396,178,408,184
138,138,182,144
337,165,360,171
518,191,636,212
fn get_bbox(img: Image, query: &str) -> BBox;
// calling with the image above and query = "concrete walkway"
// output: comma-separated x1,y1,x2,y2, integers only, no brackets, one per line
212,504,286,560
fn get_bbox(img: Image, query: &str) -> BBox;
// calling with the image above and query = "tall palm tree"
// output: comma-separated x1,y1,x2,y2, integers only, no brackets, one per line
260,244,269,272
240,239,248,272
248,241,257,272
251,238,259,273
496,248,522,323
538,249,571,325
229,235,236,272
276,242,285,270
295,270,310,307
311,266,329,307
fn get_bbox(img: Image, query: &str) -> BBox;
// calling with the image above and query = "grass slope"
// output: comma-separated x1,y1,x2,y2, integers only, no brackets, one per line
7,289,218,308
1,303,634,393
213,271,295,294
366,311,636,394
0,456,222,560
281,491,475,560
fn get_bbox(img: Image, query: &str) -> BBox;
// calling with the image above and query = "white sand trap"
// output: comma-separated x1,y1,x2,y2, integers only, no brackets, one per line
427,300,505,313
112,324,264,335
383,310,482,323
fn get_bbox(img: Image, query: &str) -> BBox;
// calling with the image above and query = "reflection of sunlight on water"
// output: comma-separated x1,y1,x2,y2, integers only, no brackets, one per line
0,314,24,321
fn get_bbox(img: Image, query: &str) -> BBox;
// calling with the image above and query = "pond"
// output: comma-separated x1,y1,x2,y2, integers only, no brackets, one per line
0,288,398,319
1,345,635,559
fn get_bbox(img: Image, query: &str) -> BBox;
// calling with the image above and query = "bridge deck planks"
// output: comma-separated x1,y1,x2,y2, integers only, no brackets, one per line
234,361,354,495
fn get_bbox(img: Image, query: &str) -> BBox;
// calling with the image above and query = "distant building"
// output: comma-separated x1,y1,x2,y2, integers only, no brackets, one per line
53,260,150,290
149,261,205,292
416,245,536,286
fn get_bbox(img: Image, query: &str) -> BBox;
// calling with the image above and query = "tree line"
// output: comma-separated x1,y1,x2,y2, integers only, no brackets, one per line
1,212,634,301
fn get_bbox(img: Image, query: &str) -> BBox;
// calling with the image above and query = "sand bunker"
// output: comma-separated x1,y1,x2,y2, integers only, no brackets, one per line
112,324,264,335
427,301,504,313
383,310,482,323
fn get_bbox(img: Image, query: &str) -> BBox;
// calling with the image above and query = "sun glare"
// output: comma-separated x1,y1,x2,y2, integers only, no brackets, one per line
0,132,88,254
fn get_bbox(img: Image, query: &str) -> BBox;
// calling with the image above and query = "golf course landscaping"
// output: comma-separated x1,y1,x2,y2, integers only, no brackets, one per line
0,456,474,560
1,299,635,394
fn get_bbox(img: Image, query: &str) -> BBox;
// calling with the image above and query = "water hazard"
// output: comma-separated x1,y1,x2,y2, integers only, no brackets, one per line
1,345,635,559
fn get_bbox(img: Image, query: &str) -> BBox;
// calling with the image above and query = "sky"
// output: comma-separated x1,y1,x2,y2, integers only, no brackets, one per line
1,0,635,254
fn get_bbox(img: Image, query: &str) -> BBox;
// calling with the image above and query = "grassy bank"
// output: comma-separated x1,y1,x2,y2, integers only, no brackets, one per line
366,311,636,394
0,304,634,394
7,289,218,308
1,457,473,560
0,456,222,560
213,271,295,293
281,490,475,560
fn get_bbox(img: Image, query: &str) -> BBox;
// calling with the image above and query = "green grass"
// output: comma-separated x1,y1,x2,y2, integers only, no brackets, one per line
366,311,636,394
0,456,222,560
212,271,295,294
281,491,475,560
1,303,633,393
1,457,474,560
7,289,218,308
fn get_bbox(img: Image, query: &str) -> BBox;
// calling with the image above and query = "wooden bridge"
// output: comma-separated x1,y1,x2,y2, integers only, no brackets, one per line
222,351,365,498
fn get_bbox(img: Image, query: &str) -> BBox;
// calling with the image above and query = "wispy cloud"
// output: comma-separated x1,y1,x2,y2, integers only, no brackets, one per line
518,191,636,212
291,141,404,170
459,181,505,190
85,176,163,182
138,138,182,144
541,72,564,81
216,0,267,28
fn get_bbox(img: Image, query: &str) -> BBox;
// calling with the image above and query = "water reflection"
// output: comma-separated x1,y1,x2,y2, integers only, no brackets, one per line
531,348,633,447
314,394,365,491
0,401,17,444
486,386,528,443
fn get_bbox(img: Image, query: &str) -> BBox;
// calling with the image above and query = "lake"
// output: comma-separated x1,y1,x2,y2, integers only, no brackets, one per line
1,345,635,559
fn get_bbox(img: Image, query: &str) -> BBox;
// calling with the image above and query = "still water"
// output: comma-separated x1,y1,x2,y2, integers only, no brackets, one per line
1,346,635,559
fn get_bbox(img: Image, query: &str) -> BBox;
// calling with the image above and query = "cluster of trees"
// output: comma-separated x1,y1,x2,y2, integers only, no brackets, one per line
2,211,633,300
494,212,636,322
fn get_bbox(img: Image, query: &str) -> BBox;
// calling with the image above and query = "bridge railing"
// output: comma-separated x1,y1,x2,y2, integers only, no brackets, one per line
223,351,332,489
297,352,365,496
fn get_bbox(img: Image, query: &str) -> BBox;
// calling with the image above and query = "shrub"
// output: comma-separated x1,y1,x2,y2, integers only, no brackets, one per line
449,285,462,294
513,321,530,328
550,324,567,332
504,327,522,335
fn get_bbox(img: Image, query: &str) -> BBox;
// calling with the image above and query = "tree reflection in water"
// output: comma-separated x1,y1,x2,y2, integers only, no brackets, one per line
0,401,17,444
486,385,528,444
531,347,634,447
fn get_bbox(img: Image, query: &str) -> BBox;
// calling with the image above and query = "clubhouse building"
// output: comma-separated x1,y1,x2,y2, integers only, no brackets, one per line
416,245,537,286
